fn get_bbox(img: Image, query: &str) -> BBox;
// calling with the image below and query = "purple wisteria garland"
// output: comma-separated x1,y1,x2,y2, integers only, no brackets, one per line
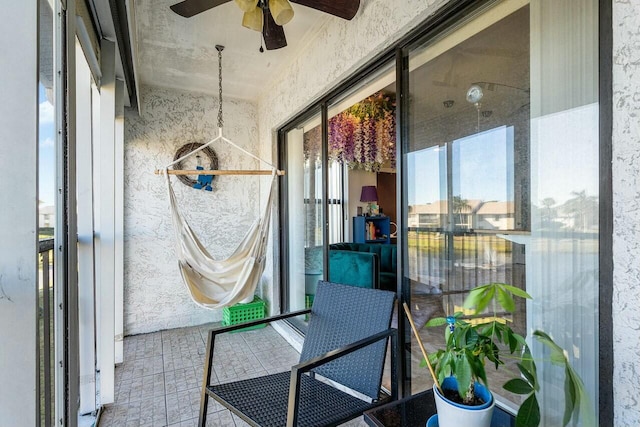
328,92,396,172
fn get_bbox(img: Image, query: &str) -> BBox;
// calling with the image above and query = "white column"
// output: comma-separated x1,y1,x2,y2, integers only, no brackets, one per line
0,1,38,425
97,39,116,405
114,79,125,364
286,129,306,311
76,39,97,415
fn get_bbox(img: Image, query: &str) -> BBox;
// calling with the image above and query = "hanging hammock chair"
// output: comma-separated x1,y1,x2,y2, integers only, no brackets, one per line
164,166,277,309
157,45,284,309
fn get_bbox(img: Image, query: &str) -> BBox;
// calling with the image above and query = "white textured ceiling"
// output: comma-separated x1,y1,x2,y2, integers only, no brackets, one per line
134,0,333,100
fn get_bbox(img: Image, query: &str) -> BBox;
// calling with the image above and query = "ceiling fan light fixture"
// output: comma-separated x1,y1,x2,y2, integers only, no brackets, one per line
234,0,259,13
270,0,294,26
242,6,263,31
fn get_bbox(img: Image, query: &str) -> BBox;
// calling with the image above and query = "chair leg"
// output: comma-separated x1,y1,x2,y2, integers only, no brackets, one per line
286,368,303,427
198,331,216,427
390,329,398,400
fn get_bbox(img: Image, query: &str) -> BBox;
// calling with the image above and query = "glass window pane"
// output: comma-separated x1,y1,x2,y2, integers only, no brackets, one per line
38,0,56,424
529,0,599,423
407,4,531,399
284,111,324,329
405,1,599,423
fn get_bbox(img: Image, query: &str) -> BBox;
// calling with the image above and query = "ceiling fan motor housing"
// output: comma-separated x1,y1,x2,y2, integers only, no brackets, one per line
171,0,360,50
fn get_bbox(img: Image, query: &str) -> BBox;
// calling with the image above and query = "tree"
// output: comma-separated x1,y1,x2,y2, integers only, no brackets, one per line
563,190,597,231
541,197,556,227
452,195,471,229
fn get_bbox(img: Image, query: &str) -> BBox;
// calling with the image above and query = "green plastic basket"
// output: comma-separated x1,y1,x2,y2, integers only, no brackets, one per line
305,294,315,309
222,296,266,332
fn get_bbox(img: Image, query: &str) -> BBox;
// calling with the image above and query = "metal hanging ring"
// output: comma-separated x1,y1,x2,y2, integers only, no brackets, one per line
172,143,219,187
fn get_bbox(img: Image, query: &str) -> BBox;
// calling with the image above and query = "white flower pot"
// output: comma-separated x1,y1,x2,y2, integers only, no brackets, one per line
432,377,495,427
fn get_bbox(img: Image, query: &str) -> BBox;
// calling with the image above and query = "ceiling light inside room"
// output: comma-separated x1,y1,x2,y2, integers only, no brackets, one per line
242,5,263,31
270,0,294,25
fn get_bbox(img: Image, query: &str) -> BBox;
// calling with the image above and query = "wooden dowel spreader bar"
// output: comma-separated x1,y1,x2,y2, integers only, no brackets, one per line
155,169,286,176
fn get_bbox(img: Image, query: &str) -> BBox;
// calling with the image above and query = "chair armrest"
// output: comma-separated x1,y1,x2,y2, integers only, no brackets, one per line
286,328,398,427
208,308,311,337
292,328,396,373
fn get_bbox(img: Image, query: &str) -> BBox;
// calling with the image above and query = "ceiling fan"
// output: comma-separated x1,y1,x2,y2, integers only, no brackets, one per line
169,0,360,50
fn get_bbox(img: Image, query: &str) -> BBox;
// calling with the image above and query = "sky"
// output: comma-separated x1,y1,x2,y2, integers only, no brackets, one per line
406,105,599,209
39,83,56,206
407,126,514,206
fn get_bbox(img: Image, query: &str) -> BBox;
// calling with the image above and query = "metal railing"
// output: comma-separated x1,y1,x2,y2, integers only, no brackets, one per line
37,238,55,427
406,227,526,333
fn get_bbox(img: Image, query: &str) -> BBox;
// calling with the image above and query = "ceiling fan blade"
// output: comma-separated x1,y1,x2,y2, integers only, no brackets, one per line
289,0,360,20
170,0,231,18
263,11,287,50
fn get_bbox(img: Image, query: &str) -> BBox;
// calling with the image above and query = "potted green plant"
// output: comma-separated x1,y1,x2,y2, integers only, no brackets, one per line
404,282,595,427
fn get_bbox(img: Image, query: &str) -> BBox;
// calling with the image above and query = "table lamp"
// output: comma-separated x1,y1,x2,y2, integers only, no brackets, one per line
360,185,379,216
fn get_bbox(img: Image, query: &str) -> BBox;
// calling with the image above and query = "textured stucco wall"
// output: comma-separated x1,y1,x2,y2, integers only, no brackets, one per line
124,85,261,335
612,1,640,425
257,0,448,133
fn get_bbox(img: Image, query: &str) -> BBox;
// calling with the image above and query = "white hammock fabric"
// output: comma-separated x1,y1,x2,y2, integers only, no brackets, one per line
163,129,278,309
166,171,276,309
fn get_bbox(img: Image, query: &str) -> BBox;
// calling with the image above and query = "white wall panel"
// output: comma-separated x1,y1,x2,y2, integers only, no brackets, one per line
76,39,97,415
97,39,116,405
115,79,125,364
0,2,38,425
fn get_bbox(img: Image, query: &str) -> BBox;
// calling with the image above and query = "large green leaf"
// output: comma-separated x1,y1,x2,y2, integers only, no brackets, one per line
506,328,519,353
516,362,537,391
501,283,532,299
515,394,540,427
476,286,496,313
563,366,576,426
566,363,596,427
454,355,472,397
495,286,516,312
468,350,488,385
463,286,487,310
463,284,496,313
462,328,479,349
425,317,447,327
533,330,566,365
533,330,595,427
503,378,533,395
436,351,453,384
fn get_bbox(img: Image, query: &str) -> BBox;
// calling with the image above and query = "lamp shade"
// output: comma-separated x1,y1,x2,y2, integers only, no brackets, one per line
242,6,263,31
270,0,294,26
235,0,258,12
360,186,378,203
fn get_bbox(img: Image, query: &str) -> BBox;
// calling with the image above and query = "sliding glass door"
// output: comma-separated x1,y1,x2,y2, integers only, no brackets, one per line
282,110,324,330
404,0,599,423
278,1,602,422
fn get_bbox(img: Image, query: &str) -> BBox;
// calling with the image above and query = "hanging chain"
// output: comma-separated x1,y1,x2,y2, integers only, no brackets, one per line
216,45,224,128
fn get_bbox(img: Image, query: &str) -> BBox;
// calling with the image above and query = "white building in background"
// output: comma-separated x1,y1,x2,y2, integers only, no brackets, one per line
39,205,55,228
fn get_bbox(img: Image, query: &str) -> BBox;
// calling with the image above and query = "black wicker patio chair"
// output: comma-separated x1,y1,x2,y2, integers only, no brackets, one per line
198,280,398,427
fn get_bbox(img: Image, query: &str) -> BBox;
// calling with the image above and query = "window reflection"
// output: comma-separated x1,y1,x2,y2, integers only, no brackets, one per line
452,126,514,231
406,4,531,401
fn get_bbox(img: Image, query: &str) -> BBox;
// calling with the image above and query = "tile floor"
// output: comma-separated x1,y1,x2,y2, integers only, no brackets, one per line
98,323,369,427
